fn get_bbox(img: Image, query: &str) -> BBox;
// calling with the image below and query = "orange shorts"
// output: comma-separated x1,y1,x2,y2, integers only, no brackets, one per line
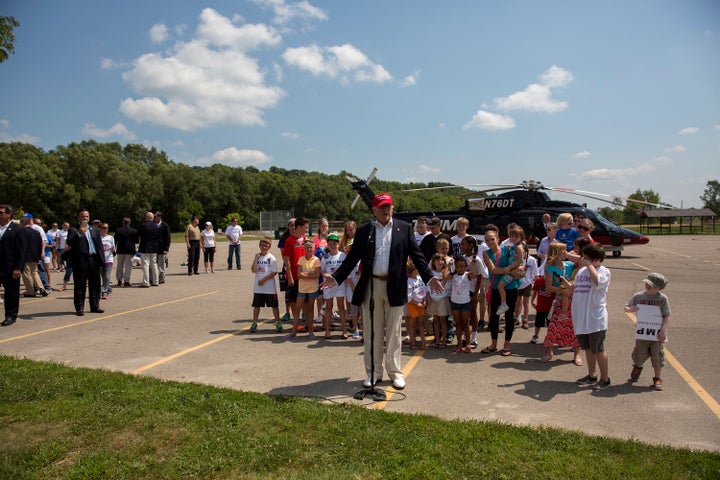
407,302,425,318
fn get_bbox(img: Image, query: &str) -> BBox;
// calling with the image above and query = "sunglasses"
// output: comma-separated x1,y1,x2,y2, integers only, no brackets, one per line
578,225,590,231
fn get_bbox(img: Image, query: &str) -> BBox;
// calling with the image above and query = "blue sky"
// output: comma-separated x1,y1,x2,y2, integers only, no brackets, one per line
2,0,718,209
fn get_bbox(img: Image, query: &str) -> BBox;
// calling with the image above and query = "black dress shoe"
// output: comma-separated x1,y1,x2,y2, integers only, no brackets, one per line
90,308,105,314
1,316,16,326
76,311,85,316
39,289,49,297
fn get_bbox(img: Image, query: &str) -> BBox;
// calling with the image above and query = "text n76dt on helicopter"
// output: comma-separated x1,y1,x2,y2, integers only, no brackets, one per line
347,172,669,257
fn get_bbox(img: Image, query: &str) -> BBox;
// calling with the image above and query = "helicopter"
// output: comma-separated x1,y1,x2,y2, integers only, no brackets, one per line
346,175,663,257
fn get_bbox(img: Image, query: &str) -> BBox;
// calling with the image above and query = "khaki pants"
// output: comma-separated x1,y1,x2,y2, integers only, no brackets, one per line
362,278,405,382
22,261,43,295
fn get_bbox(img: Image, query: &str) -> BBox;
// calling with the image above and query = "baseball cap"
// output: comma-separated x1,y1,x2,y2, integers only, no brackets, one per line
427,216,442,227
327,233,340,242
372,193,392,207
22,213,33,219
643,272,668,290
206,221,212,226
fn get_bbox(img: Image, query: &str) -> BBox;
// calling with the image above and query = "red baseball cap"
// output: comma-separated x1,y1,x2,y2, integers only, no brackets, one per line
372,193,393,207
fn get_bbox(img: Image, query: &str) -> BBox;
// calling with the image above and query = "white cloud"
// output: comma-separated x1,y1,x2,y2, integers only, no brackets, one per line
272,62,284,82
494,65,573,113
664,145,686,153
149,23,169,43
252,0,327,26
402,71,420,87
119,8,286,130
82,122,137,140
715,124,720,131
0,119,9,129
576,157,673,181
196,8,281,50
283,43,392,84
282,131,300,139
438,122,446,128
463,110,515,130
571,150,592,159
209,147,272,166
538,65,574,88
418,164,441,174
677,127,699,135
0,132,41,144
100,58,124,70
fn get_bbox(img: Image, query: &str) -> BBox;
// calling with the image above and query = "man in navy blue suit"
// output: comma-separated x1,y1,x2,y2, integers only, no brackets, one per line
66,209,105,316
0,204,24,326
323,193,442,390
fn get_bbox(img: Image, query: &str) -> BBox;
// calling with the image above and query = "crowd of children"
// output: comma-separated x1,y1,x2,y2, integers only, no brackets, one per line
250,214,672,393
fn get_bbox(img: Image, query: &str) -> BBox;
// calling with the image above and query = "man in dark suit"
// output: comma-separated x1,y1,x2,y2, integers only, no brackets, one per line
66,209,105,316
137,212,160,287
114,217,138,287
153,211,171,284
323,193,442,390
0,204,24,326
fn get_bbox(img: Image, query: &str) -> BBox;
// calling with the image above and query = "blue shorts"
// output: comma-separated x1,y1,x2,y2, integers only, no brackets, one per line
297,290,320,300
450,301,471,312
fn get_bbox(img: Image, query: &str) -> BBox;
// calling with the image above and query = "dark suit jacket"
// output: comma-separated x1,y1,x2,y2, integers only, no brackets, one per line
332,218,434,307
66,224,104,270
114,226,138,255
157,221,171,253
15,226,43,266
137,221,160,254
0,222,23,274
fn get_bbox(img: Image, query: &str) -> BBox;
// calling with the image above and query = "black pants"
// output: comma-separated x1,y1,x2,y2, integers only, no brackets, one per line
187,241,200,274
73,261,102,313
1,271,20,318
489,288,518,342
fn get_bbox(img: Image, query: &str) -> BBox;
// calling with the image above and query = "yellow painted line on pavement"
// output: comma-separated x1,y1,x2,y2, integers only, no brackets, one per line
626,312,720,421
0,292,218,344
132,328,244,375
629,262,650,271
373,349,425,410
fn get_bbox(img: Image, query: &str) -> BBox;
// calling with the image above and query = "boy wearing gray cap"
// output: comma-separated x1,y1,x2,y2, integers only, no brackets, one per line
624,273,671,391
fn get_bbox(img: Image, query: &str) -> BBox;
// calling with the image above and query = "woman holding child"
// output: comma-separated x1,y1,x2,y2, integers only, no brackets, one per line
481,228,522,357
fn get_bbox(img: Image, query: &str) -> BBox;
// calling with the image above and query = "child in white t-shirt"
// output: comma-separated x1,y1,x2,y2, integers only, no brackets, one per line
448,256,477,353
250,236,281,333
320,234,348,338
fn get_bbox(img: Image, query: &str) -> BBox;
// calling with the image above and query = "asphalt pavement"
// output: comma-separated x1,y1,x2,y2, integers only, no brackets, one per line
1,235,718,452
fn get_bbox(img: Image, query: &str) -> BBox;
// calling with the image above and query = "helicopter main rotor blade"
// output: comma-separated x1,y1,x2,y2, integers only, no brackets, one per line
549,187,675,209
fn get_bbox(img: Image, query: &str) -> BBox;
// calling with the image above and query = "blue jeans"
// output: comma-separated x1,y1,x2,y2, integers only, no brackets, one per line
227,243,241,269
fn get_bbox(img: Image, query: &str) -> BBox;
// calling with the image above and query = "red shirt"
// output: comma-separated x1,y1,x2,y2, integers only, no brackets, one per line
281,234,305,280
532,276,555,313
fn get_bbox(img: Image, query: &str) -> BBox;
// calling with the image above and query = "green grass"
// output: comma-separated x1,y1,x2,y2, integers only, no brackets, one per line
1,356,718,480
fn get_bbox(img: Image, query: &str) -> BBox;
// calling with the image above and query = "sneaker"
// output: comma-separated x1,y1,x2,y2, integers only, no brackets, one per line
530,335,539,344
576,374,598,386
496,303,509,315
652,377,663,391
315,315,323,324
352,331,360,339
275,322,283,333
249,322,257,333
101,294,108,300
592,378,611,391
470,340,478,348
630,365,643,381
281,312,291,322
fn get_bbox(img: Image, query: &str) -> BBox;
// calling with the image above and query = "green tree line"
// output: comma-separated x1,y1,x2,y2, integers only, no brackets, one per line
0,141,462,231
